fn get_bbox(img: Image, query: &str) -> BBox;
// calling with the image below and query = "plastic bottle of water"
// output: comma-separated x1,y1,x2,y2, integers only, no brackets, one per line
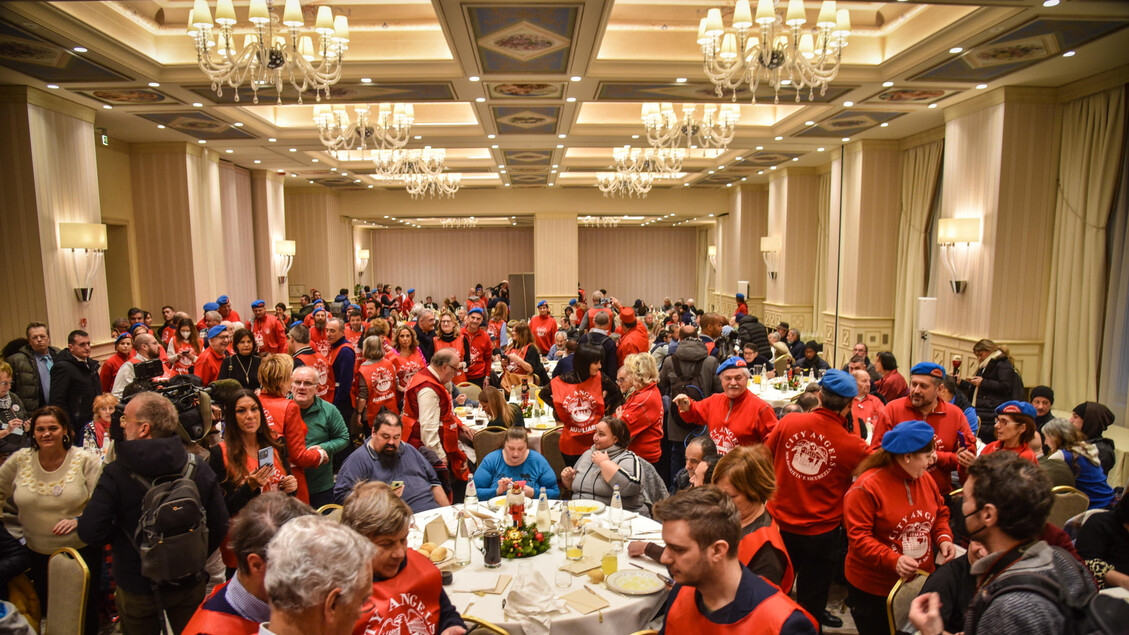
454,511,472,566
536,487,551,533
609,484,623,531
464,478,478,513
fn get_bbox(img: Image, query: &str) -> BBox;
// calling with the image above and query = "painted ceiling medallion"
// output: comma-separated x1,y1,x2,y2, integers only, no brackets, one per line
478,20,570,62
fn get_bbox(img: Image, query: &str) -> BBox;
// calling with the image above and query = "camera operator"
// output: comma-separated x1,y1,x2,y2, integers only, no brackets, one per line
111,333,170,399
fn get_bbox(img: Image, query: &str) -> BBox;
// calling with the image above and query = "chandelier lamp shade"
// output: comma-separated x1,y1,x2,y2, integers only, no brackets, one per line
642,102,739,150
188,0,348,104
613,145,686,175
314,103,414,153
597,171,659,198
372,147,447,178
697,0,850,104
403,172,461,200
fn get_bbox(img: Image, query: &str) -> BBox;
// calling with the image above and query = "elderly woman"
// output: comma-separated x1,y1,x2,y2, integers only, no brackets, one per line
540,344,624,466
433,311,470,384
0,406,102,633
356,336,400,433
1042,418,1115,509
980,401,1038,463
257,354,326,503
614,353,663,463
341,481,467,635
218,328,262,391
473,426,559,498
0,361,28,457
391,325,426,394
82,392,117,454
961,339,1020,441
218,389,297,516
478,386,523,429
844,420,955,635
560,417,647,515
1070,401,1116,474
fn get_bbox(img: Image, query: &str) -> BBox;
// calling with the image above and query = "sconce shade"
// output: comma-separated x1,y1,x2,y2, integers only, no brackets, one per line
275,239,297,256
58,223,107,250
937,218,980,244
760,236,781,252
357,249,370,260
707,245,717,258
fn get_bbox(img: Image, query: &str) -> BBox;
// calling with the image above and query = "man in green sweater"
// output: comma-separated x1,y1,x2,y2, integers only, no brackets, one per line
291,365,350,508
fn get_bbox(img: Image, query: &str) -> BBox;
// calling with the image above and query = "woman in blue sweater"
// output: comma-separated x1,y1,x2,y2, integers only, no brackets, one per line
1042,418,1115,509
473,426,560,498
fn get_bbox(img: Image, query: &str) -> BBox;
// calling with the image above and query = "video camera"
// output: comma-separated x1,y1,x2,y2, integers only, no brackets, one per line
110,375,242,446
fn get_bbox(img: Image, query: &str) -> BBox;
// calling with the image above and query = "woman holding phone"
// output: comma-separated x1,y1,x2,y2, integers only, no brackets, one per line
219,388,297,516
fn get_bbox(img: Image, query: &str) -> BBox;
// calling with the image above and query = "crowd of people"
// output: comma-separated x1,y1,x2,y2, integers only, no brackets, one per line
0,281,1123,635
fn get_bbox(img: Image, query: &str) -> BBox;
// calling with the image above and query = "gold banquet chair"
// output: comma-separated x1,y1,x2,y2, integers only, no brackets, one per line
46,547,90,635
457,382,482,401
539,426,568,496
317,503,344,522
1048,486,1090,528
463,615,509,634
887,569,929,635
472,427,509,465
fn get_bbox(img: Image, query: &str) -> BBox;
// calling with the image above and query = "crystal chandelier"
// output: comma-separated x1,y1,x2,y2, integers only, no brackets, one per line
439,217,478,229
579,215,623,228
372,147,447,178
314,104,413,153
614,146,686,175
404,173,461,200
698,0,850,104
642,102,739,150
188,0,348,104
596,172,657,199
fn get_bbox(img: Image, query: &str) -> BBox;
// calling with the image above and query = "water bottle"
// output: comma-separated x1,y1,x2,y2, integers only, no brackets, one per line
83,431,96,455
454,511,472,566
536,487,551,533
557,509,571,552
464,478,478,513
609,484,623,531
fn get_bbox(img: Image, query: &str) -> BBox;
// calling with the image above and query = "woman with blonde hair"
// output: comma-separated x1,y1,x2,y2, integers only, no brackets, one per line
256,354,326,503
487,302,509,348
614,353,663,463
961,339,1021,442
1042,417,1115,509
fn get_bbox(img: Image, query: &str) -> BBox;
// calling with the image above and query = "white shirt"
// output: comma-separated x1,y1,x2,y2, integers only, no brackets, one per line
417,382,445,462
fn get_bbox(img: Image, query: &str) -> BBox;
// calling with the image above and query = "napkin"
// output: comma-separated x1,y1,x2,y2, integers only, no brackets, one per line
582,532,612,560
452,574,511,595
562,585,610,615
559,558,600,574
503,570,567,635
424,516,450,546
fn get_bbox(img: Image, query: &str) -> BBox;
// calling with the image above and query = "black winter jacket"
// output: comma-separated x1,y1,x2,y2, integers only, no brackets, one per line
48,350,100,434
736,315,772,360
5,344,60,411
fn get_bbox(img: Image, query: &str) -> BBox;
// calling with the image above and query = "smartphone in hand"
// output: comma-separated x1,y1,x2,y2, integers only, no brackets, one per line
390,480,404,490
258,447,274,468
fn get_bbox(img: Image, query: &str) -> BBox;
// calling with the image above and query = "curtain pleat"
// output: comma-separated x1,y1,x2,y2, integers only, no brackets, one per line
1098,89,1129,424
814,171,831,352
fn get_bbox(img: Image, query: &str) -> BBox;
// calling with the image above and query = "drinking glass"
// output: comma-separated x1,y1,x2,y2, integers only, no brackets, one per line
482,530,502,568
555,569,572,590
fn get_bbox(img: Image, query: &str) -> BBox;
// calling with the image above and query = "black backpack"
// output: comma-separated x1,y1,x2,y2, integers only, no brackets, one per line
968,550,1129,635
669,356,706,430
129,454,209,586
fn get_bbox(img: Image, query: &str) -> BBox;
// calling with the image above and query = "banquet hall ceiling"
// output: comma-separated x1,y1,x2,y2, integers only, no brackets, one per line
1,0,1127,194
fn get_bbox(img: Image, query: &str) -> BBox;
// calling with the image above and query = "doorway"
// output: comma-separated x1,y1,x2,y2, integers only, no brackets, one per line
104,223,135,322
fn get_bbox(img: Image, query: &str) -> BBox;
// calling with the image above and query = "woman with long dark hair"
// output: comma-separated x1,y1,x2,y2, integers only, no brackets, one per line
217,328,261,390
219,389,296,516
539,343,623,466
168,316,202,375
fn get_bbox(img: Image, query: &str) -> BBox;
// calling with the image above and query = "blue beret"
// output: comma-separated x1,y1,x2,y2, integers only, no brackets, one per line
537,300,548,307
313,298,324,305
819,369,858,398
349,304,360,311
251,300,266,308
115,332,131,344
407,288,415,293
206,325,227,340
568,299,577,306
128,323,147,336
467,307,485,316
203,302,220,312
996,400,1036,418
882,420,935,454
312,304,327,315
910,362,946,380
217,295,230,305
721,325,733,337
716,356,747,375
736,293,745,301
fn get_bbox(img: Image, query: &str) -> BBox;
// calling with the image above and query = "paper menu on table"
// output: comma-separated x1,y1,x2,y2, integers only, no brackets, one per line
424,515,450,546
562,587,610,614
559,558,600,574
582,532,612,560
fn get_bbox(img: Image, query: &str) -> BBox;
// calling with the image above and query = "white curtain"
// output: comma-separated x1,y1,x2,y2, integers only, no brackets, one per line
892,140,944,368
1044,87,1126,407
1099,96,1129,424
814,171,831,356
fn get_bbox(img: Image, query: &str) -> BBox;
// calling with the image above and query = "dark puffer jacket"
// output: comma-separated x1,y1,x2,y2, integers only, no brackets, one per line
5,344,60,411
47,350,100,434
736,314,772,359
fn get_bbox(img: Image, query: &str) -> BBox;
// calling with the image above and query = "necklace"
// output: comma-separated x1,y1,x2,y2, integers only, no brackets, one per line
233,355,253,385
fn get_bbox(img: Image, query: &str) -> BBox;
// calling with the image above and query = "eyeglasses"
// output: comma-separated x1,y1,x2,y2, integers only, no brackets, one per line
0,381,10,387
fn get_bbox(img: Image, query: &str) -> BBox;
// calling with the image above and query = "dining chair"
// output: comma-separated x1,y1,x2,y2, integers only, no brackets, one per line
457,382,482,401
463,615,509,634
317,503,344,522
472,427,509,465
1063,508,1104,541
886,569,929,635
539,426,568,496
46,547,90,635
1048,485,1090,528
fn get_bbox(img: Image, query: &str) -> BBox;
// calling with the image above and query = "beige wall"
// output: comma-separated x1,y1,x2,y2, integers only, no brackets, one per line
129,144,198,314
284,189,341,298
534,212,578,302
578,227,697,306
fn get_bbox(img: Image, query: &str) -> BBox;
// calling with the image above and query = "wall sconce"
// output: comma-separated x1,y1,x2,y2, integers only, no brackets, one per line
760,236,781,280
707,244,717,269
356,248,370,279
58,222,107,302
275,239,296,284
936,218,981,294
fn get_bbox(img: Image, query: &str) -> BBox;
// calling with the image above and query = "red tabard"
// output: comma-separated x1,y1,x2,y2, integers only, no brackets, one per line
461,327,493,379
294,350,336,402
352,551,443,635
343,325,365,347
401,367,469,480
392,348,426,392
585,307,614,330
219,442,285,494
181,581,259,635
529,315,557,354
487,319,505,346
550,374,605,455
250,314,287,354
309,326,330,357
356,359,400,420
170,341,199,375
615,383,664,462
739,517,795,593
193,346,225,387
871,397,976,496
259,393,323,503
466,298,486,312
503,344,531,375
433,335,468,384
665,584,813,634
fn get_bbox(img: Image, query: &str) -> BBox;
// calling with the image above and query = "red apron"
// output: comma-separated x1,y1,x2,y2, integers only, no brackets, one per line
402,367,470,481
550,374,605,455
738,516,795,593
356,359,400,420
353,550,442,635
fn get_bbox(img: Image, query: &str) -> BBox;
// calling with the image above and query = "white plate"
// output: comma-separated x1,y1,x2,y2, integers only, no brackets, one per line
530,421,556,431
567,500,606,515
488,495,532,509
605,570,666,595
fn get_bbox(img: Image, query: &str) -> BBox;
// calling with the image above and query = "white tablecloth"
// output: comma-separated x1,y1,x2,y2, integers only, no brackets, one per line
748,379,807,408
460,409,557,462
413,504,670,635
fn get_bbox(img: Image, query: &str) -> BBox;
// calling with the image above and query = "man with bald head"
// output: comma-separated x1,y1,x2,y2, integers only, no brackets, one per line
112,333,170,398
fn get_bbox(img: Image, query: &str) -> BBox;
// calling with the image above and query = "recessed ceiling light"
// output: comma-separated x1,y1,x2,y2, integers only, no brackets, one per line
475,97,485,102
331,168,337,172
291,173,297,177
225,149,233,153
488,134,496,139
882,81,894,87
805,120,815,126
770,166,777,170
309,180,314,183
103,104,112,109
469,76,480,82
73,46,87,53
198,139,206,144
708,170,715,174
312,158,318,163
556,144,564,148
676,77,687,83
949,47,963,54
841,137,850,142
341,172,348,176
774,136,783,141
843,101,854,107
741,177,747,181
558,134,566,139
46,84,59,89
491,144,498,148
368,185,374,188
758,170,764,175
500,170,506,174
548,183,554,186
976,83,988,89
566,97,577,103
631,134,639,139
1062,50,1075,57
736,156,743,161
570,76,581,82
414,135,422,139
233,122,243,127
361,78,372,83
157,124,165,129
684,183,690,187
192,102,203,107
551,170,557,174
253,159,261,164
1043,0,1059,6
505,183,510,187
780,79,792,86
498,164,504,168
880,122,889,127
552,164,559,168
148,82,160,88
928,103,938,109
755,146,763,150
289,148,297,152
792,157,799,161
269,138,277,142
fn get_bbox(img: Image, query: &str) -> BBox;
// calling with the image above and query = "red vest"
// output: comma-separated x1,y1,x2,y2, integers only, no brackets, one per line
343,325,365,347
182,581,259,635
550,374,605,455
357,359,400,421
585,307,614,330
392,348,426,393
402,367,469,480
504,344,531,375
219,442,285,494
462,328,493,379
353,550,442,635
487,319,504,346
294,349,335,402
433,335,468,384
738,516,795,593
665,580,814,634
259,393,319,503
251,315,286,354
310,326,330,357
170,341,199,375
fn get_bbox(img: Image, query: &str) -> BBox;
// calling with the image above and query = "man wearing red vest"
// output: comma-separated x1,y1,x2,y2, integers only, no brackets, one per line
183,493,314,635
528,300,558,355
461,308,493,388
289,324,335,402
343,481,468,635
343,308,365,347
194,325,230,387
402,349,470,496
765,369,872,629
655,486,817,635
308,304,331,357
579,290,615,332
672,357,778,455
249,299,287,354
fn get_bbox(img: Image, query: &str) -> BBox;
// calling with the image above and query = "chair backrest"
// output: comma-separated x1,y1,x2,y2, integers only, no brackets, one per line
317,504,343,523
473,427,509,467
463,615,509,634
457,382,482,401
46,547,90,635
887,569,929,635
1048,485,1090,528
539,426,567,495
1063,508,1104,541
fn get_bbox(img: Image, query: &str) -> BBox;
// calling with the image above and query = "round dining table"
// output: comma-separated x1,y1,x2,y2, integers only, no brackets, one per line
412,503,670,635
748,377,809,408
